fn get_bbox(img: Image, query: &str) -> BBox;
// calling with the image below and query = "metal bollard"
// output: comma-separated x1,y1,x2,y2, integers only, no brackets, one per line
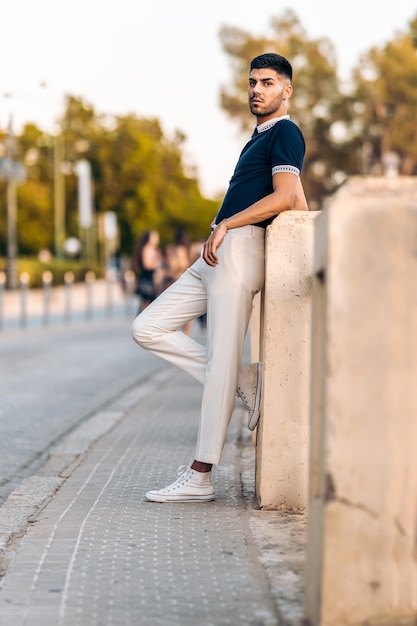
64,271,74,324
19,272,30,329
0,271,6,330
42,271,53,327
85,271,95,321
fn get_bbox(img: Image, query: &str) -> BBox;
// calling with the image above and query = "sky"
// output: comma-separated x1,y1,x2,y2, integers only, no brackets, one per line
1,0,416,198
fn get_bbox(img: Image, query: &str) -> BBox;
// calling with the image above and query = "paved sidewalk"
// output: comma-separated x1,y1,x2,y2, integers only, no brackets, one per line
0,367,306,626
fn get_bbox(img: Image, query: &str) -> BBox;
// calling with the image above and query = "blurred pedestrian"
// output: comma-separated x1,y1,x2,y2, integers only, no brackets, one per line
189,239,207,330
161,228,193,335
131,229,162,313
164,228,192,285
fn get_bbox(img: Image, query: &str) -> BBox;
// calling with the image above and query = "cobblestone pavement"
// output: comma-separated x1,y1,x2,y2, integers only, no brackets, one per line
0,353,306,625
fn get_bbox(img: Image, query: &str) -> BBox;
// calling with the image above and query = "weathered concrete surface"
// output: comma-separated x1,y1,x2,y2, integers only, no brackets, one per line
305,177,417,626
256,211,319,510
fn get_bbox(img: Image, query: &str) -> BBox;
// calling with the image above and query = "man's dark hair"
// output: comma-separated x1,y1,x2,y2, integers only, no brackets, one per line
250,53,293,81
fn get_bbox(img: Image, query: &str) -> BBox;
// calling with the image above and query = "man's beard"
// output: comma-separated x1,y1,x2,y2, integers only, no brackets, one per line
249,91,285,117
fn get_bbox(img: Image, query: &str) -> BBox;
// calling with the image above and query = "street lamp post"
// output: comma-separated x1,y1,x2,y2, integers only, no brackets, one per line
0,118,25,289
37,83,67,259
6,166,18,289
53,132,66,258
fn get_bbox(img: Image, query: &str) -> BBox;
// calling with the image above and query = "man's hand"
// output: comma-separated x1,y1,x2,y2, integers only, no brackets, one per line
202,221,228,266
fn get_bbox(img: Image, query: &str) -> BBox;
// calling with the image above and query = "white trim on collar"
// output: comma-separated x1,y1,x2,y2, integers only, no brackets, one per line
255,115,290,134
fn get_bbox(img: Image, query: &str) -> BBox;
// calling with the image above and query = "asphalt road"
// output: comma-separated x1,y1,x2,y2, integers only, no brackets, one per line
0,317,170,505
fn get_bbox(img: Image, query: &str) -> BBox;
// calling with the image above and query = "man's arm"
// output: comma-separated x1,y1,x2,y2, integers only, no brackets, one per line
203,172,300,267
295,178,309,211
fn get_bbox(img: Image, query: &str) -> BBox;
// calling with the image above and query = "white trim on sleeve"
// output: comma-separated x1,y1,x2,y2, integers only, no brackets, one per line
272,165,300,177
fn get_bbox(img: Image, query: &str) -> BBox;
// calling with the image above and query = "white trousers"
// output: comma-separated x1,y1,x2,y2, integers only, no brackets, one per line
132,225,265,464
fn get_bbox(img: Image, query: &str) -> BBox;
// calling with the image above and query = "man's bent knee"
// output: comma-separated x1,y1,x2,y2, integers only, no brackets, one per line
131,316,161,348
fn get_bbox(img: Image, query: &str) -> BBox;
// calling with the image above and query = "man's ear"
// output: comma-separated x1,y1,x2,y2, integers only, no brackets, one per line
284,83,293,100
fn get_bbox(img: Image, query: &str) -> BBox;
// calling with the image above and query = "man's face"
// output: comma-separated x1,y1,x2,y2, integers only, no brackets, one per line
248,68,291,121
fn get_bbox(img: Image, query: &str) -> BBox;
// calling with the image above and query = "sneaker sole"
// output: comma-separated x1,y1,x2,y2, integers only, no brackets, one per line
248,362,263,431
145,492,215,503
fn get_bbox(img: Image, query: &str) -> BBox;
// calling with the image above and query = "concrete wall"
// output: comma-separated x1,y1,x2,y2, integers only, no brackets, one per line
249,291,262,363
304,177,417,626
255,210,319,510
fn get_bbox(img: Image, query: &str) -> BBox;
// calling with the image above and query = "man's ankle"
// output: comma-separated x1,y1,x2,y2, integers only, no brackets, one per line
191,460,212,473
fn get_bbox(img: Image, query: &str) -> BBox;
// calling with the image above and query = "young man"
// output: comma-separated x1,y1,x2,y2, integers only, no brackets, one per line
132,52,308,502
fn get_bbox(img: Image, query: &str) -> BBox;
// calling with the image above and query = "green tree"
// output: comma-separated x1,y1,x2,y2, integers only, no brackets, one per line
85,111,217,252
17,123,54,254
0,124,52,257
352,20,417,175
56,96,217,253
0,129,8,256
0,96,218,261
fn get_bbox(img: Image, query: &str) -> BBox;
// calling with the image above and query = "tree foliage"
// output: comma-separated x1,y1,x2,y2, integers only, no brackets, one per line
352,33,417,175
0,97,217,259
218,9,417,208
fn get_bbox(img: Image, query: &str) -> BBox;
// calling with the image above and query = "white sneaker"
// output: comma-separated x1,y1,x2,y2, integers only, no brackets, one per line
237,362,263,431
145,466,215,503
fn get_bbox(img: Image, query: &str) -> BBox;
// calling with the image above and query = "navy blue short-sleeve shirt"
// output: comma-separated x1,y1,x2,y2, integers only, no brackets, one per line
215,117,305,228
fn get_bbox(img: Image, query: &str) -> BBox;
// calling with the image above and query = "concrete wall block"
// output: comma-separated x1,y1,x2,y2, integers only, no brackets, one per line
305,177,417,625
249,291,262,363
256,210,319,510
